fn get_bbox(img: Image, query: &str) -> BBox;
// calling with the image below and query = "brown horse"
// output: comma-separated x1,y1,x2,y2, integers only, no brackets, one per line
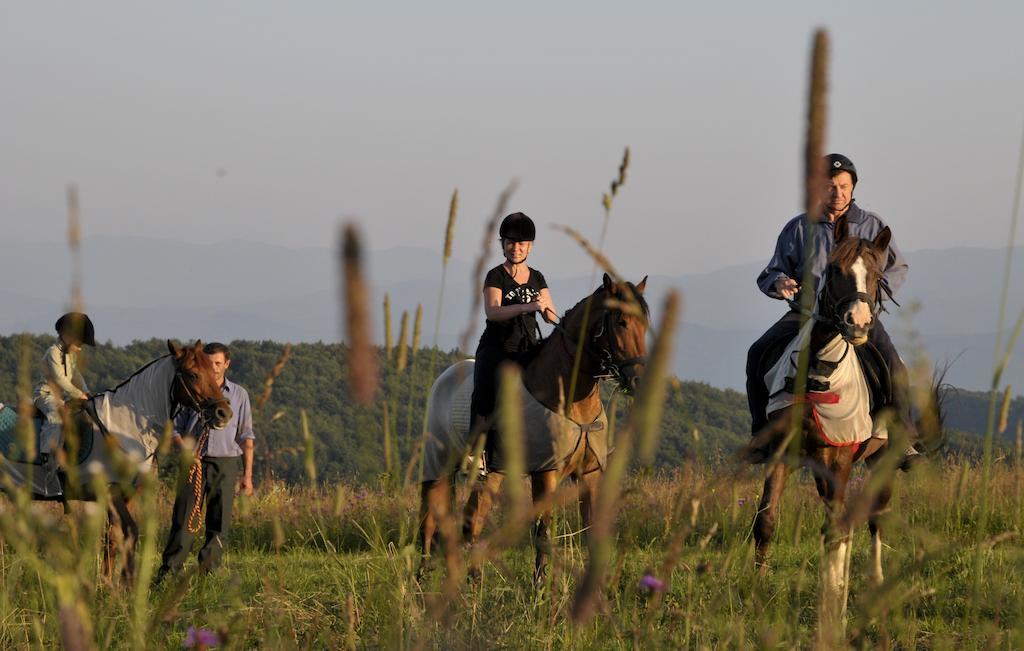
0,340,231,585
419,274,648,578
746,215,942,625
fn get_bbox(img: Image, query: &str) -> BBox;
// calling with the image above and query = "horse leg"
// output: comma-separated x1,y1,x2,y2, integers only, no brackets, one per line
577,469,600,544
418,481,442,560
419,477,459,573
462,471,504,545
103,488,139,587
575,442,602,545
812,447,854,642
753,461,791,571
531,470,558,582
868,484,892,586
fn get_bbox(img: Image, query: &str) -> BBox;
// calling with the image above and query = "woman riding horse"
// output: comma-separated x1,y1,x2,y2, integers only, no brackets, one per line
471,212,559,471
420,271,649,580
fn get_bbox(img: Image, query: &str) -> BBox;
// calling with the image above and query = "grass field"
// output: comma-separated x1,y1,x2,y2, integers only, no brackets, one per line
1,455,1021,649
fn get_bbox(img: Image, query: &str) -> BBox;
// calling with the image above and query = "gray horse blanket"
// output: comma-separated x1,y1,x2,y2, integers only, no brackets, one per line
421,360,608,482
0,357,170,498
765,320,887,447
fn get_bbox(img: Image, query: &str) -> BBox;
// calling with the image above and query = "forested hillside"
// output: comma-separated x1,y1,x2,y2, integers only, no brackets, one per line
1,335,1018,483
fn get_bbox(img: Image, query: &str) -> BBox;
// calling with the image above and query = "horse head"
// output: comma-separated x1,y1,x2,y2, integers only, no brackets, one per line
167,340,233,429
819,214,891,345
594,273,650,392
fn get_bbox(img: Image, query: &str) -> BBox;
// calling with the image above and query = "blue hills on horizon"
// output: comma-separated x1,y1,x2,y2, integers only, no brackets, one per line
2,236,1021,392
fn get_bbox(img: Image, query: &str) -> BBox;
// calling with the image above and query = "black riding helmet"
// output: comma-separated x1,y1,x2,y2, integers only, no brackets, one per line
498,212,536,242
55,312,96,347
825,153,858,186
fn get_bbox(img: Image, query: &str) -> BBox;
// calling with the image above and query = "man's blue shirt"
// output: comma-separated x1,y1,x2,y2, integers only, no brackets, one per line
756,202,909,305
173,378,253,457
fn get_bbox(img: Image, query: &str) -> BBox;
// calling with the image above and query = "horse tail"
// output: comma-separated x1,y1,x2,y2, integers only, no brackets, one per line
915,363,952,455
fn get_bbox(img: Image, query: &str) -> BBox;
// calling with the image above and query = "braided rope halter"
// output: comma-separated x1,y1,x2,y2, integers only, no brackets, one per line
170,369,220,535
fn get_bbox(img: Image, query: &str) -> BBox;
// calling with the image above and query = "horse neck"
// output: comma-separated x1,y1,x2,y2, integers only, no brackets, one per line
99,356,175,430
522,299,603,422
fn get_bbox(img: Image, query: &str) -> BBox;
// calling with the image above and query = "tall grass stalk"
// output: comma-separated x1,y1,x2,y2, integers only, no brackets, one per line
383,293,393,363
459,181,518,354
339,223,377,405
559,150,630,417
971,118,1024,624
573,290,677,625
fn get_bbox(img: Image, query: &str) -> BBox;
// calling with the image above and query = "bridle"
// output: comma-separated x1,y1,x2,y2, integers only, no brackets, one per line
169,361,223,431
818,263,880,329
552,295,647,393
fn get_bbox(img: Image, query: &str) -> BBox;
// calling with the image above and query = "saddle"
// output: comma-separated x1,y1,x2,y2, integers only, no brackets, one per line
763,333,893,415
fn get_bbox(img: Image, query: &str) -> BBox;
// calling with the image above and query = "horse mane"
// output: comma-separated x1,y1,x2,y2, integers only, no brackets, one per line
98,354,173,396
830,235,885,276
561,281,651,323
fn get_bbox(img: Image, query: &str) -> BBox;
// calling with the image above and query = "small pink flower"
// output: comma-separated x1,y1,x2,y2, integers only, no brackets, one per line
184,626,220,649
639,574,665,592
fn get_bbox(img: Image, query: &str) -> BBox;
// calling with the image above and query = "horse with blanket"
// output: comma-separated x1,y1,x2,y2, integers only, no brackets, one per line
419,273,649,579
0,340,231,584
744,213,945,622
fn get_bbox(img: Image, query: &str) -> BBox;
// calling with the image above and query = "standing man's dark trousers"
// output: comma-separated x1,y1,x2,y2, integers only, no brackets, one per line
746,312,913,437
159,456,240,576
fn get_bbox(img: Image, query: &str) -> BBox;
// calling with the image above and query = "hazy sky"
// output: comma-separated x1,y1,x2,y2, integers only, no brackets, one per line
3,1,1023,279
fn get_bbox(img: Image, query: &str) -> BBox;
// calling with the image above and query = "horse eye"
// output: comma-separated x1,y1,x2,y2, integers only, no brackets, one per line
617,318,628,328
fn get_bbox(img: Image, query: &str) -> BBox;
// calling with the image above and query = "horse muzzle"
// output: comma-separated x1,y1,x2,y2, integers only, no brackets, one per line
205,402,233,429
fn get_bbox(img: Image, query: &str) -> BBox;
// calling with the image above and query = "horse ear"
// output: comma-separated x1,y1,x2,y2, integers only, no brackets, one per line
167,340,181,357
193,339,204,351
635,276,648,294
872,227,891,251
602,273,614,292
834,214,850,244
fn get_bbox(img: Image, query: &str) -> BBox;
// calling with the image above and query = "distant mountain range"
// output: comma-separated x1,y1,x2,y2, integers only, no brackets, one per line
2,236,1021,391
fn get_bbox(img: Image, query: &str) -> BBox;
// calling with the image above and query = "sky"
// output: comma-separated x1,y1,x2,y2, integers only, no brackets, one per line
2,1,1023,280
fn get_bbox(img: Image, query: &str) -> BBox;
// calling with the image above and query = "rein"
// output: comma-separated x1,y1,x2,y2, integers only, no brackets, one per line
169,360,222,534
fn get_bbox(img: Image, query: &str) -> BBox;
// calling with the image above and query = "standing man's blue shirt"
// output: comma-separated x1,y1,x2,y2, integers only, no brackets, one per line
173,378,254,457
756,202,909,306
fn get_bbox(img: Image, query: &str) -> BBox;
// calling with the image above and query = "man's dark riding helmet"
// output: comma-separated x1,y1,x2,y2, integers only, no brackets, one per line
825,153,858,186
498,212,536,242
55,312,96,347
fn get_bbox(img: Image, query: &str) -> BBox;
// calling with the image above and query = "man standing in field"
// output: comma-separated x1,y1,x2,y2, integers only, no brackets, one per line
745,153,920,466
156,342,255,582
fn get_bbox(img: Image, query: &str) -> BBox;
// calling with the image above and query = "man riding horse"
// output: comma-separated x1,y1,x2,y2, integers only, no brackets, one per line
745,153,919,467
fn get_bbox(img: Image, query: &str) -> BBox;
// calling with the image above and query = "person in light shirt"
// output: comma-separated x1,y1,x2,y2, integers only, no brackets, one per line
156,342,254,581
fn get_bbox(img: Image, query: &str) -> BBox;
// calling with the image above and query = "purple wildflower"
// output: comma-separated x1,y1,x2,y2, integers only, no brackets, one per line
639,574,665,592
738,497,747,506
184,626,220,649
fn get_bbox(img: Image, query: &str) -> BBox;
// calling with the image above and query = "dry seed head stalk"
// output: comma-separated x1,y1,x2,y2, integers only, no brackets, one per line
256,343,292,414
460,180,519,352
553,224,622,282
602,147,631,212
634,290,681,465
396,310,409,374
383,293,393,362
339,223,378,404
444,188,458,265
411,304,423,354
998,385,1012,434
66,184,84,311
804,30,829,218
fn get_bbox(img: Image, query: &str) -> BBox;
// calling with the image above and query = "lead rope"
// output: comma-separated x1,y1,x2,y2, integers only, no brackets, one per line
185,426,211,534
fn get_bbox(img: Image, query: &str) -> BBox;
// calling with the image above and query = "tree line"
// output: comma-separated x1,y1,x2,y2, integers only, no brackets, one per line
0,335,1015,484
